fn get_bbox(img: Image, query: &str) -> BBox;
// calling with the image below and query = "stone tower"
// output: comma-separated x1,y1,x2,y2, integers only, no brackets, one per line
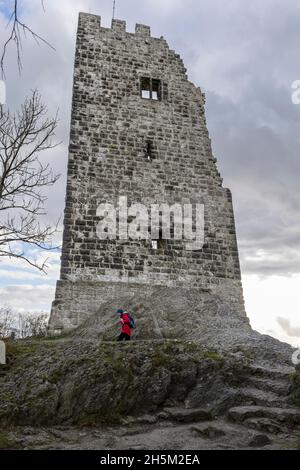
48,12,246,334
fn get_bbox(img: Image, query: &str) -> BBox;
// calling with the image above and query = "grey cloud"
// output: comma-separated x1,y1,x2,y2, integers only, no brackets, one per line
277,317,300,338
1,0,300,281
206,88,300,276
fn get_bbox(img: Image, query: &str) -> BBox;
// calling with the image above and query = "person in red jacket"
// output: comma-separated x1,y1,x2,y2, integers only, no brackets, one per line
117,309,131,341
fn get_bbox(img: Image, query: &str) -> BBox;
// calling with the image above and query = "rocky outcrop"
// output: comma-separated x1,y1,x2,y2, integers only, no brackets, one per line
0,334,299,442
1,292,299,449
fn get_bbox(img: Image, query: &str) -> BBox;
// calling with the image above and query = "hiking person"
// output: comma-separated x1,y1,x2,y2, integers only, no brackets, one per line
117,309,132,341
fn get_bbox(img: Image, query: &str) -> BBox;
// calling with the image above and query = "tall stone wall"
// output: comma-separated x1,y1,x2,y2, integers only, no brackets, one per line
49,12,245,334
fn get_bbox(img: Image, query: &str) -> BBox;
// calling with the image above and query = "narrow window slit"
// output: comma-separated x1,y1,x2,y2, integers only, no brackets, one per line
146,141,152,161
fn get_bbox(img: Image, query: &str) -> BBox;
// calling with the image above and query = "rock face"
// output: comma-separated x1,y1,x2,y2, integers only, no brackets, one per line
0,336,296,428
2,284,299,449
1,297,300,450
49,12,245,334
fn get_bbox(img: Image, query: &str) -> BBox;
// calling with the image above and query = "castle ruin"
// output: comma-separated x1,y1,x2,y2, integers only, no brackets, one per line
48,13,246,334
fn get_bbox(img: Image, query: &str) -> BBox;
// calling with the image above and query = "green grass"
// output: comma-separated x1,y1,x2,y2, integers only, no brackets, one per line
0,391,13,402
152,347,169,367
38,331,71,341
0,431,21,449
77,411,122,428
6,342,38,356
292,389,300,407
202,351,223,361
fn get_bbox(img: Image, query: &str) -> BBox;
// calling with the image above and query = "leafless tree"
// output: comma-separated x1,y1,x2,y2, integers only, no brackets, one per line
19,312,48,338
0,89,60,272
0,305,15,338
1,0,54,77
0,306,49,338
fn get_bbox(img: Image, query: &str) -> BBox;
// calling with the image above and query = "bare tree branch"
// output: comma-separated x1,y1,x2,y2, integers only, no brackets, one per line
0,305,15,338
19,311,49,338
0,306,48,338
1,0,55,77
0,89,61,272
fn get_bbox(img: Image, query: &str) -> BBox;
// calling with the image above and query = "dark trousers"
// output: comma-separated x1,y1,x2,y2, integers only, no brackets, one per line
117,333,131,341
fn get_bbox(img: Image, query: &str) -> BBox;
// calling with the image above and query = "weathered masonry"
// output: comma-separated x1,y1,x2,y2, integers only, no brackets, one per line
48,13,246,334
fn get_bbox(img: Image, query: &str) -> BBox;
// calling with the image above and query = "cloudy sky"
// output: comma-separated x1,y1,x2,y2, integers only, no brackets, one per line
0,0,299,346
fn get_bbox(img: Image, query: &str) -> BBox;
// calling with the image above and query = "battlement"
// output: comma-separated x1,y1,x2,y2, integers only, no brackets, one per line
79,12,152,39
111,19,126,33
135,23,151,37
78,12,101,26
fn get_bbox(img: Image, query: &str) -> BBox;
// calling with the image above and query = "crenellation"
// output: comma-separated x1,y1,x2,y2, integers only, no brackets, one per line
111,19,126,33
79,12,101,27
135,23,151,37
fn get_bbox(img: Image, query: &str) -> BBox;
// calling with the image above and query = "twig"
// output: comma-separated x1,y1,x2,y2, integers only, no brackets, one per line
1,0,55,77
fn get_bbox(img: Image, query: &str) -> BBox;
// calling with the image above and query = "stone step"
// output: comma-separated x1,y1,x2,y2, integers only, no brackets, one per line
246,377,291,397
244,417,285,434
228,406,300,427
161,407,212,423
190,423,226,439
236,387,287,407
248,364,295,381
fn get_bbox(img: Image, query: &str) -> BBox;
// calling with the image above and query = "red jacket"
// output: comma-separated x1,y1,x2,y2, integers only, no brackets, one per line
120,313,131,336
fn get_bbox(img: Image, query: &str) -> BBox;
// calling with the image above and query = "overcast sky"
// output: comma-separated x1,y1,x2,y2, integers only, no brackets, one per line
0,0,299,346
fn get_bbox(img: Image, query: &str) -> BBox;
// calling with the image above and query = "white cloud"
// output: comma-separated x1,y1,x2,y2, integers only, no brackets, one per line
243,273,300,347
0,283,56,312
277,317,300,338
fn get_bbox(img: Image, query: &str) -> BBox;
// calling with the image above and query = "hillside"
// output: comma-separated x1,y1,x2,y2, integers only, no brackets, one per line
1,296,300,450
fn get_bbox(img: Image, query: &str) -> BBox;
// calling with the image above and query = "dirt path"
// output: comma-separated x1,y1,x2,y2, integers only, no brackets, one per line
3,419,300,450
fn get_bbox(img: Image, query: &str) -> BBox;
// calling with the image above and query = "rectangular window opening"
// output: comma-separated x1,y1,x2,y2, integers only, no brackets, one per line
140,77,162,101
151,240,158,250
152,79,161,101
151,227,166,251
141,77,151,100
